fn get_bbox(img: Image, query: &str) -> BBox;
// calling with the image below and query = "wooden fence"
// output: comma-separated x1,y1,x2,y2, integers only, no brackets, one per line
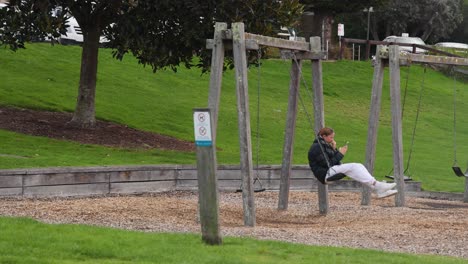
0,165,422,197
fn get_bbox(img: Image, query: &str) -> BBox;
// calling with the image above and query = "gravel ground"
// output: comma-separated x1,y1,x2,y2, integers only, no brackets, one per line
1,191,468,259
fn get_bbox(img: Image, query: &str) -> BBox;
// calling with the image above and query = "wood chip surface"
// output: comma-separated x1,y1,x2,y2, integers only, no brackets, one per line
1,191,468,259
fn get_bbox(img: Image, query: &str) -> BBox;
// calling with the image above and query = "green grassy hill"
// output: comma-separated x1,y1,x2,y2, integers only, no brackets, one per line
1,43,468,192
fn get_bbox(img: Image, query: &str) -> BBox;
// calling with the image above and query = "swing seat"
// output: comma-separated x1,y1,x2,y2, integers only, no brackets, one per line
385,175,413,181
325,173,347,183
235,178,266,193
235,187,266,193
452,166,468,177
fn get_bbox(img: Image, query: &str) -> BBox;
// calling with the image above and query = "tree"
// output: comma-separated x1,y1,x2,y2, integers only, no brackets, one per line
1,0,133,128
301,0,387,14
373,0,463,42
0,0,67,49
298,0,387,51
106,0,303,72
0,0,303,128
445,0,468,43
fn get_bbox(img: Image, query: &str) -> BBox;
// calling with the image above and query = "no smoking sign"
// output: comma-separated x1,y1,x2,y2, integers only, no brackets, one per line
193,110,212,147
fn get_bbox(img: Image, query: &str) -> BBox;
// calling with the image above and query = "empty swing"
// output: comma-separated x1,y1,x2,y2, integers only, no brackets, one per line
236,49,266,192
451,69,468,177
386,64,426,181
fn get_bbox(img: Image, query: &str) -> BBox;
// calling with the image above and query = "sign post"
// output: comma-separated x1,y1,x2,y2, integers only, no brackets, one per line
337,23,344,49
193,108,222,245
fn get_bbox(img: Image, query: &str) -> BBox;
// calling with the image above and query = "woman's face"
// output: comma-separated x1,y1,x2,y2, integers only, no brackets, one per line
322,133,335,143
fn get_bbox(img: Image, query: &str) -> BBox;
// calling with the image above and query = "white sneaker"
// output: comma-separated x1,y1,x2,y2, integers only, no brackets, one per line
373,181,396,193
376,189,398,198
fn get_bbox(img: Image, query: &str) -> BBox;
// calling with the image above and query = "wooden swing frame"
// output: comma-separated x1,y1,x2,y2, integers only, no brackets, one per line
205,22,334,226
365,46,468,206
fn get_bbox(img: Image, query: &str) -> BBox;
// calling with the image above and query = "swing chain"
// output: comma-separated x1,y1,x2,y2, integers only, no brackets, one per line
235,48,265,192
405,64,426,175
386,64,422,179
255,48,262,183
291,52,333,169
401,63,411,118
452,66,459,166
291,52,315,132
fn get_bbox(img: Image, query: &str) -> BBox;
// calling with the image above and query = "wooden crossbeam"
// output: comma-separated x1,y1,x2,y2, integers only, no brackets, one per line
206,39,259,50
401,53,468,66
208,30,312,52
244,33,310,51
378,46,468,66
280,50,326,60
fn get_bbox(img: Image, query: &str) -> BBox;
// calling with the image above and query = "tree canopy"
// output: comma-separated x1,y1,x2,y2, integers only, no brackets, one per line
332,0,464,42
446,0,468,43
0,0,303,127
300,0,387,14
375,0,463,42
106,0,303,73
0,0,67,50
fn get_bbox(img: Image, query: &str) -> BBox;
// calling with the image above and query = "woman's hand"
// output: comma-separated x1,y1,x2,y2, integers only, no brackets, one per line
339,145,348,155
330,140,337,149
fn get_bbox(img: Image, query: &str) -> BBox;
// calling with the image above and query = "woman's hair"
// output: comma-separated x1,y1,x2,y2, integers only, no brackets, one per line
318,127,334,137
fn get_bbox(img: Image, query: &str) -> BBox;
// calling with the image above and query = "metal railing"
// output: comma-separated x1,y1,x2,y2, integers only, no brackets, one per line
339,38,461,61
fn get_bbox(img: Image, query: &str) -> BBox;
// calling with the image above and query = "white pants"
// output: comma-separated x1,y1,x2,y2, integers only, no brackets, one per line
326,163,376,185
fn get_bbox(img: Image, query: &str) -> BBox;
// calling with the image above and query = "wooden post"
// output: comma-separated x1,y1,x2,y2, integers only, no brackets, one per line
193,108,222,245
464,177,468,203
365,40,371,61
232,22,256,226
207,22,227,138
310,37,328,214
389,45,406,207
278,57,301,210
339,38,345,60
200,22,226,225
362,45,385,205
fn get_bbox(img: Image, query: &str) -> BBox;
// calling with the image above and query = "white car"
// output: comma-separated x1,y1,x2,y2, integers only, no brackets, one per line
59,16,109,45
277,26,296,41
434,42,468,54
59,16,83,44
383,35,427,54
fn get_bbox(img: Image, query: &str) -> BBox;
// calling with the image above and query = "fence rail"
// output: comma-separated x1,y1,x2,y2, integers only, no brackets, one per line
0,165,422,197
340,38,461,61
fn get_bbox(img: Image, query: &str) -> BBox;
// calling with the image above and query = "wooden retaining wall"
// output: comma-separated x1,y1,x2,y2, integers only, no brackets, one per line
0,165,421,197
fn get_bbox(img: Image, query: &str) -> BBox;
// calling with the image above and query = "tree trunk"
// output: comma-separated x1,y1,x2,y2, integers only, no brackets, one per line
371,17,379,40
68,27,100,128
300,13,334,50
419,25,433,42
385,24,391,39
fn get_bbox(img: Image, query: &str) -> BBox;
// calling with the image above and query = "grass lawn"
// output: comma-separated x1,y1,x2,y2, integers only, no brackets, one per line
0,217,467,264
1,43,468,193
1,43,468,264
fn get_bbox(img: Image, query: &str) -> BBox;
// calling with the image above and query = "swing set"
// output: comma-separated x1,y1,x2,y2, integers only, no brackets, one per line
203,22,337,226
383,61,468,180
383,57,468,181
365,45,468,207
198,22,468,231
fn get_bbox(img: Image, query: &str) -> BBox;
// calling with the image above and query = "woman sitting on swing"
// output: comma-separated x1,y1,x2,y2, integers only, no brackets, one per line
308,127,397,198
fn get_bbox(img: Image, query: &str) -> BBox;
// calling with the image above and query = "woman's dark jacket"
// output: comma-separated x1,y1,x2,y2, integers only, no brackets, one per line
308,137,344,184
